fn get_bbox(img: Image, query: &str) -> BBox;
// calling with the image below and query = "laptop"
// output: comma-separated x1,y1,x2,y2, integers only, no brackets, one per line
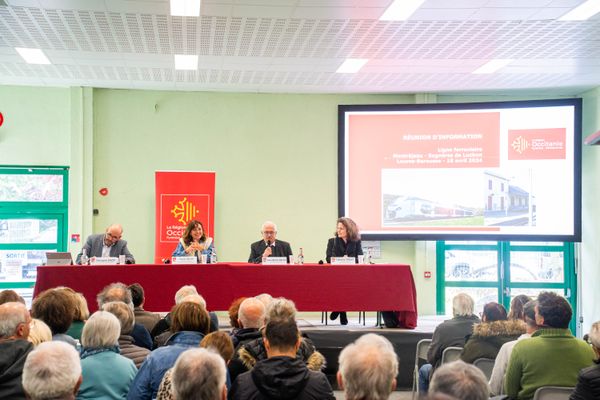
45,252,73,266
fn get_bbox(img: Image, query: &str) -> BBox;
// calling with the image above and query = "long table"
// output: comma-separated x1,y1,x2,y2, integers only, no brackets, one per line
33,262,418,328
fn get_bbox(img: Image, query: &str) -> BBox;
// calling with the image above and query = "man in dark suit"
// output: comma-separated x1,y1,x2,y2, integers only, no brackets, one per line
248,221,293,263
75,223,135,264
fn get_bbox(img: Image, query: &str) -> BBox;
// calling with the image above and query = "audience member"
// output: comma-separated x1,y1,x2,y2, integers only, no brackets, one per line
231,297,265,348
255,293,273,309
129,283,160,333
77,311,137,399
419,293,480,392
228,297,247,335
430,360,489,400
22,341,82,400
504,292,595,400
507,295,532,321
27,319,52,347
231,319,335,399
76,223,135,264
0,301,32,399
97,282,152,350
228,298,325,383
0,289,25,305
31,289,77,348
570,320,600,400
128,301,210,400
489,300,538,395
460,302,525,363
337,333,399,400
172,348,227,400
102,301,150,368
57,289,88,341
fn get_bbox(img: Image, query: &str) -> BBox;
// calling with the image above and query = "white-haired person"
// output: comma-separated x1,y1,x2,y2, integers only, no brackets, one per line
22,341,82,400
418,293,480,392
570,320,600,400
429,360,489,400
77,311,137,399
248,221,293,263
102,301,150,368
172,348,228,400
337,333,399,400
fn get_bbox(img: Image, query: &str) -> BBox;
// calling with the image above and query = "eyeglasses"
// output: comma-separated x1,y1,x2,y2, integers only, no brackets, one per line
262,231,276,235
106,233,122,241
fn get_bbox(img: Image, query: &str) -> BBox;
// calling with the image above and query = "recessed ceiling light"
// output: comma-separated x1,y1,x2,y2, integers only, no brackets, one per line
15,47,51,64
336,59,368,74
559,0,600,20
174,54,198,70
170,0,201,17
380,0,425,21
473,59,513,74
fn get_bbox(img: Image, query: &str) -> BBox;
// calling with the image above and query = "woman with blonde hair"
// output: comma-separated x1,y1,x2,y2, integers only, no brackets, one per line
28,318,52,346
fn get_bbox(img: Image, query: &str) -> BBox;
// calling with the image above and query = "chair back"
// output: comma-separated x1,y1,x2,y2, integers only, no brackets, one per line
532,386,574,400
412,338,432,399
441,346,463,364
472,357,495,379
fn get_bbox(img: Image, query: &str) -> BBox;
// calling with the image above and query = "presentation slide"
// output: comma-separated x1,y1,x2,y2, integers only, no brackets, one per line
339,99,581,241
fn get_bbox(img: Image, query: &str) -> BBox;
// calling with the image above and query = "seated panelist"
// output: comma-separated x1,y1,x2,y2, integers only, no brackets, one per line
326,217,363,326
76,223,135,265
172,220,216,263
248,221,292,264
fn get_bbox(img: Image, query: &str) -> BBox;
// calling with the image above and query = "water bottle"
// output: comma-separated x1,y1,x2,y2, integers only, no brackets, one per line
297,248,304,265
210,248,217,264
80,249,89,265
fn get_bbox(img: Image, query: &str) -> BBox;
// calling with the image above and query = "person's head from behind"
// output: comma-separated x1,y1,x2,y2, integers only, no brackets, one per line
81,311,121,349
171,301,210,334
535,291,572,329
255,293,273,309
452,293,475,318
31,289,75,335
175,285,199,305
172,348,227,400
28,319,52,346
481,302,507,322
336,217,360,241
96,282,132,309
265,297,297,323
0,301,31,340
228,297,247,329
263,319,301,357
200,331,235,364
508,294,531,320
102,301,135,335
430,360,489,400
588,321,600,358
183,220,206,245
337,333,398,400
238,297,265,329
22,341,82,400
0,289,25,305
128,283,145,308
523,300,539,334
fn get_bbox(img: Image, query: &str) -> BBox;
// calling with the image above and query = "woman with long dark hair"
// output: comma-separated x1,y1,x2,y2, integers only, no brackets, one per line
172,220,215,262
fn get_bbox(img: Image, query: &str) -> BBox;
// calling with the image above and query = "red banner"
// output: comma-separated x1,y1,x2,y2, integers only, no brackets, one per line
155,171,216,263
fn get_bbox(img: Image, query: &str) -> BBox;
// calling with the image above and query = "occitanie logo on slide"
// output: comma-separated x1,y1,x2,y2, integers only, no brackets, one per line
507,128,566,160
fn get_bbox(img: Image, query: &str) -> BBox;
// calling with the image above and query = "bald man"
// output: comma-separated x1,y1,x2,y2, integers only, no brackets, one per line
0,301,33,399
76,224,135,265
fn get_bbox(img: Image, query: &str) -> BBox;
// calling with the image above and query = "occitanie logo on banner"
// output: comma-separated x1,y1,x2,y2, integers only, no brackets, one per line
160,194,210,242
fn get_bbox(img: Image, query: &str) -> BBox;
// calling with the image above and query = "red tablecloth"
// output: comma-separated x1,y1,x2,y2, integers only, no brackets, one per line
33,263,417,328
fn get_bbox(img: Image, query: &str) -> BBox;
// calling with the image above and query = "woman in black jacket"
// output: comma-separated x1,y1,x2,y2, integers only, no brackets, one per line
326,217,363,325
570,321,600,400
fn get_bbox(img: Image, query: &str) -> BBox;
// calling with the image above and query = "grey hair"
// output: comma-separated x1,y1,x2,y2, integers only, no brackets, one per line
266,297,297,323
430,360,490,400
180,294,207,309
172,348,227,400
175,285,198,304
261,221,278,232
22,341,81,400
96,282,133,309
589,321,600,348
255,293,273,308
452,293,475,317
28,319,53,347
0,301,28,338
81,311,121,348
338,333,399,400
238,298,266,329
102,301,134,335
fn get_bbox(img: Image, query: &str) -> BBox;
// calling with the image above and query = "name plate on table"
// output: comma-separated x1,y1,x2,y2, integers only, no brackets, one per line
263,257,289,265
331,257,356,265
90,257,119,265
172,256,198,264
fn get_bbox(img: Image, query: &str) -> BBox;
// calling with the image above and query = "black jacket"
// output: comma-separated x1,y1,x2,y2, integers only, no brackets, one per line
325,237,362,263
231,327,262,349
570,361,600,400
0,339,33,400
248,240,293,264
230,356,335,400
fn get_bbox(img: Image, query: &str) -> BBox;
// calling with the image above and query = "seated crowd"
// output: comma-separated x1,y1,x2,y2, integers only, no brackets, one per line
0,287,598,400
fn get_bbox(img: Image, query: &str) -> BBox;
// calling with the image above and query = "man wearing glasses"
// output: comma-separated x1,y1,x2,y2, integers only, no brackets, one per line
76,224,135,264
248,221,293,264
